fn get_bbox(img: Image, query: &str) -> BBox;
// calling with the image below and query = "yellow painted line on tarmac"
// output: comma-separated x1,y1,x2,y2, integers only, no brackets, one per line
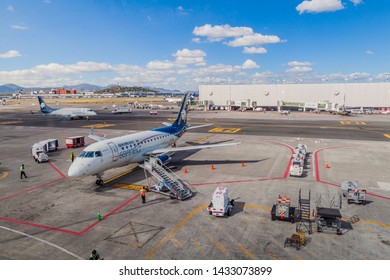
0,121,22,125
208,237,229,255
170,238,181,247
191,239,207,256
0,171,9,180
112,183,144,191
144,203,208,259
167,117,191,122
104,167,138,184
82,124,115,128
238,245,255,259
268,251,281,260
208,127,241,134
359,219,390,229
384,134,390,139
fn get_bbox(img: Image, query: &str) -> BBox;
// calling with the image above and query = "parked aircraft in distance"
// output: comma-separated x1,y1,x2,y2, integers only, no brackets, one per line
37,96,97,120
164,96,183,103
68,93,241,185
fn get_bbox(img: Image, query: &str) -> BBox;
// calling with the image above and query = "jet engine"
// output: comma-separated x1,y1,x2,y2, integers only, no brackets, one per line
156,154,171,165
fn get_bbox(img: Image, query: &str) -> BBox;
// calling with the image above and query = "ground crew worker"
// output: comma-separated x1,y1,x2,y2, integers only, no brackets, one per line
20,164,27,179
70,152,75,163
89,249,101,260
140,186,147,203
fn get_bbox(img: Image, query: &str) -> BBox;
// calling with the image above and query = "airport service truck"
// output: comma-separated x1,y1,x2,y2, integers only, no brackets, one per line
31,143,49,163
207,187,234,217
340,180,366,205
111,107,132,114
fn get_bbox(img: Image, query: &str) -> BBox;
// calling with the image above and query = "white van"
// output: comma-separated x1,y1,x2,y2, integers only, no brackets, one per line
207,187,234,217
31,143,49,163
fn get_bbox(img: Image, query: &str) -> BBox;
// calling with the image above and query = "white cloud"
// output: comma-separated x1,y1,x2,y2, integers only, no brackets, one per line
7,5,14,12
286,66,313,73
173,48,206,65
288,61,312,67
243,47,267,54
192,37,200,43
296,0,344,14
227,33,283,47
11,24,28,30
193,24,253,41
146,60,175,70
349,0,363,6
365,50,374,55
0,50,21,58
242,59,260,69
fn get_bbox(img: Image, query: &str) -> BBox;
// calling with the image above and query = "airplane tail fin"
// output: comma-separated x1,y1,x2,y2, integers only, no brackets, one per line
38,96,54,113
172,93,190,127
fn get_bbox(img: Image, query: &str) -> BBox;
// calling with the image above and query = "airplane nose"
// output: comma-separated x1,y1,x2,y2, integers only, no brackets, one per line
68,162,81,177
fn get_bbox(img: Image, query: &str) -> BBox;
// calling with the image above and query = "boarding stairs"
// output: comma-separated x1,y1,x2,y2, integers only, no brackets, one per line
140,157,194,200
296,189,313,234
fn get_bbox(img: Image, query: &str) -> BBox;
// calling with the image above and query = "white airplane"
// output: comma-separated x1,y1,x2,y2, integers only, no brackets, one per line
37,96,97,120
164,96,183,103
68,93,241,185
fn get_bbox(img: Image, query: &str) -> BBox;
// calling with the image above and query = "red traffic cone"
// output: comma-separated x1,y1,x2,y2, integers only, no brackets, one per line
183,167,188,173
211,164,215,171
325,162,330,169
241,161,245,167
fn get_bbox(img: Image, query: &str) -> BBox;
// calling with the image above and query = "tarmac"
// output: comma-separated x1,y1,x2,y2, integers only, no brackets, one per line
0,104,390,260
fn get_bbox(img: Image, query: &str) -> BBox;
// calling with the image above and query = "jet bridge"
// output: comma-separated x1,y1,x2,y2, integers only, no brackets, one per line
139,157,195,200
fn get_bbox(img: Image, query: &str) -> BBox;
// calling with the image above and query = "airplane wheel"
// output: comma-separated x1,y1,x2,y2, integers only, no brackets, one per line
96,179,103,186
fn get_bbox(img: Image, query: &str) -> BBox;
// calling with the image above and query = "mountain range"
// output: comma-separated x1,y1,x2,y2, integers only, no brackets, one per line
0,83,184,95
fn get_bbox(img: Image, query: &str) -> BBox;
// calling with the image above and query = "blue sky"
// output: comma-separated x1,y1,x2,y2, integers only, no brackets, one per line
0,0,389,91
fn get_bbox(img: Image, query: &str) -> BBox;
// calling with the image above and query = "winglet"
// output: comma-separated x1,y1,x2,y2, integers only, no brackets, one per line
88,127,106,142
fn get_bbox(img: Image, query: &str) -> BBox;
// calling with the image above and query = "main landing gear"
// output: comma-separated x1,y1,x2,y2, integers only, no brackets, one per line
95,173,104,186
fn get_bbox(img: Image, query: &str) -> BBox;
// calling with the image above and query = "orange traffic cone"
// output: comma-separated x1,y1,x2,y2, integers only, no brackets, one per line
241,161,245,167
183,167,188,174
325,162,329,169
211,164,215,171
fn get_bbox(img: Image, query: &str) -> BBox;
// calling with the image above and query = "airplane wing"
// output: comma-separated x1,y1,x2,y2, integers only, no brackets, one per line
88,128,106,142
186,123,213,130
148,141,241,155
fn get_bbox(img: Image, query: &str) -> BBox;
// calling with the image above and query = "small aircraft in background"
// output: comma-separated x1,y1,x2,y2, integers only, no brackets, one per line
37,96,97,120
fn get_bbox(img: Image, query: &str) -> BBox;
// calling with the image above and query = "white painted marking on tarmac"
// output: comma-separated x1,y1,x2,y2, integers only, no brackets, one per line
0,225,83,260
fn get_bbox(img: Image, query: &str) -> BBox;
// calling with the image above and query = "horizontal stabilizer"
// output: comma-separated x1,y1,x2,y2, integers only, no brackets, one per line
88,128,106,142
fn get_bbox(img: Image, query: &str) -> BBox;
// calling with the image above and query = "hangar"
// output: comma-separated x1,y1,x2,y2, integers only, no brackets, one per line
199,82,390,111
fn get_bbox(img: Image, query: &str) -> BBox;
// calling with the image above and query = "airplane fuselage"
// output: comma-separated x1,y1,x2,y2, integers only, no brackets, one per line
68,126,184,177
46,108,97,119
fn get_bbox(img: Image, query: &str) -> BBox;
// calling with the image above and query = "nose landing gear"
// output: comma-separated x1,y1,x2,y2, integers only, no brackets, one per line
95,173,104,186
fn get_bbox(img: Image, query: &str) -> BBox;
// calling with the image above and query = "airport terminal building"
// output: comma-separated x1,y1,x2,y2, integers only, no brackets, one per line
199,83,390,111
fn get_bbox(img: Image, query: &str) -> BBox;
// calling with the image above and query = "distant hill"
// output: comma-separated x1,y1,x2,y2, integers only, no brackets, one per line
0,84,24,94
95,85,158,94
145,87,182,94
0,83,184,94
63,83,103,92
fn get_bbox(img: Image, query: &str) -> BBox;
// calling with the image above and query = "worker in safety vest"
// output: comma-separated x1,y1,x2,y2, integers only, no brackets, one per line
140,187,147,203
70,152,75,163
89,249,101,260
20,164,28,179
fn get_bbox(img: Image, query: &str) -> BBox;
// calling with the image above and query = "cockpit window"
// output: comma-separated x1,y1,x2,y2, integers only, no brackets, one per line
78,151,86,157
84,151,94,158
95,151,102,157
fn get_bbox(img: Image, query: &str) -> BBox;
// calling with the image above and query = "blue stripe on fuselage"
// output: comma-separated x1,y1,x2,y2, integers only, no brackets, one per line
152,124,187,138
